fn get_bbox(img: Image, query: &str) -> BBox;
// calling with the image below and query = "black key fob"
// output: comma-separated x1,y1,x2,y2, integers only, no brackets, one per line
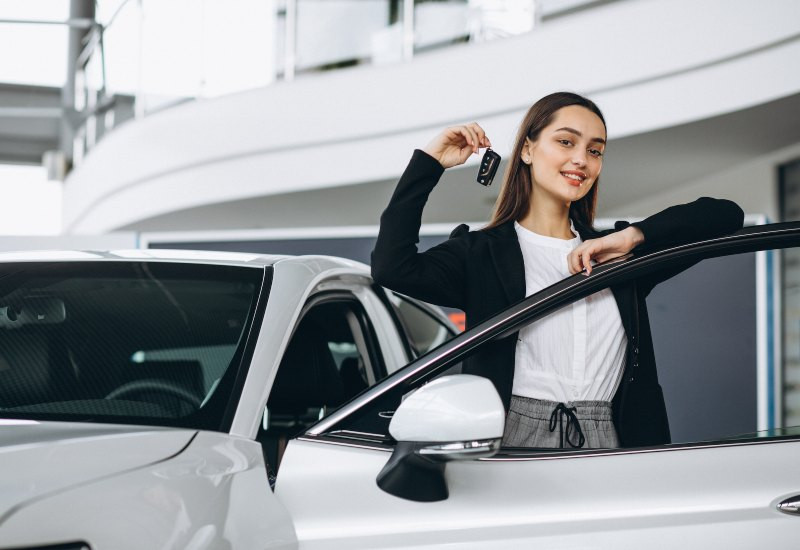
477,148,501,186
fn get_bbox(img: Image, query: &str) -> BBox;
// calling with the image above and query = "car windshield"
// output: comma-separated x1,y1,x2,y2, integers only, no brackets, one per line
0,261,265,431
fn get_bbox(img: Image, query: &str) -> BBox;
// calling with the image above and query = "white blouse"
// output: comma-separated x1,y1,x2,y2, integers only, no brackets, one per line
512,221,627,403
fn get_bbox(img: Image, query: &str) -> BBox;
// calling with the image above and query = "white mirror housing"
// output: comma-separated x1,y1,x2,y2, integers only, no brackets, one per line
389,374,505,442
377,375,506,502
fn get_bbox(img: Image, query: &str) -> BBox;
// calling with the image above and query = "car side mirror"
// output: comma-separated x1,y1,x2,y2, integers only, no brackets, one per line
376,374,505,502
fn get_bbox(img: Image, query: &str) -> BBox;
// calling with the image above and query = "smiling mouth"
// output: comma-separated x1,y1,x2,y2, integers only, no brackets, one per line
561,171,586,186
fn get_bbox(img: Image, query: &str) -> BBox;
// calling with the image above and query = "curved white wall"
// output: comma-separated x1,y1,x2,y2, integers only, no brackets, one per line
63,0,800,233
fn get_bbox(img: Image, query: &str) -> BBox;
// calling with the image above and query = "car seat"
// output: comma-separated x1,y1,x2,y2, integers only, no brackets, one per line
261,317,345,470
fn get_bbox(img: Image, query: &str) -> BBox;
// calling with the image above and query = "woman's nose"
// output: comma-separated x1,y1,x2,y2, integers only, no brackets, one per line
571,154,587,167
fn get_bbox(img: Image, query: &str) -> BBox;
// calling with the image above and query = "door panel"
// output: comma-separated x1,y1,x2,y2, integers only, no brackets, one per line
277,438,800,548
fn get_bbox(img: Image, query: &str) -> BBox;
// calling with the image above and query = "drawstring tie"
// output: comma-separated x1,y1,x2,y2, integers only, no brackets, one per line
549,403,586,448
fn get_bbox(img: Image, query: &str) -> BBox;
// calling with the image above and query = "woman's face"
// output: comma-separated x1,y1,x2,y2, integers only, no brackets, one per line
524,105,606,205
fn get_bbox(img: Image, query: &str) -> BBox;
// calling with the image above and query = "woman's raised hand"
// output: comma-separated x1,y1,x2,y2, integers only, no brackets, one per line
422,123,491,169
567,226,646,275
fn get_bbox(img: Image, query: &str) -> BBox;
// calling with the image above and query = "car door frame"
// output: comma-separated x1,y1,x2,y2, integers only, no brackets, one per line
230,261,414,441
307,222,800,446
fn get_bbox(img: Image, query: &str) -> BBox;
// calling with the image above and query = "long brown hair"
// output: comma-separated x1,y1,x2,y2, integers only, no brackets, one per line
485,92,606,230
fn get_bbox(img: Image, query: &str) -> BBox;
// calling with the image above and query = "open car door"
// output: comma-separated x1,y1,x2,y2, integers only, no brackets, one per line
275,224,800,549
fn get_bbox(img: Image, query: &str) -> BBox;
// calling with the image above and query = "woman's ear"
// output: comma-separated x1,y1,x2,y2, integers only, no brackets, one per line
521,137,534,165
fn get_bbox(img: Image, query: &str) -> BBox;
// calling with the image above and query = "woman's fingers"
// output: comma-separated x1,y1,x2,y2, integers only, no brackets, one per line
567,246,584,275
568,245,587,275
567,241,598,275
447,126,474,153
582,248,594,275
449,127,467,148
464,125,481,153
449,123,491,152
424,123,491,168
568,237,631,275
467,122,491,149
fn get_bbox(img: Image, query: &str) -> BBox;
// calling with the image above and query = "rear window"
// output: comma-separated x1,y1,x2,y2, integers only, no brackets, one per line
0,261,265,430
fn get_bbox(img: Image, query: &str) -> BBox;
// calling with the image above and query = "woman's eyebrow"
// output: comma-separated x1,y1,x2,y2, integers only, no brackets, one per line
555,127,606,145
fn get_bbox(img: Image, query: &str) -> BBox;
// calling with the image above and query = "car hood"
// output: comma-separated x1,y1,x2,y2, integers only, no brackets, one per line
0,420,196,521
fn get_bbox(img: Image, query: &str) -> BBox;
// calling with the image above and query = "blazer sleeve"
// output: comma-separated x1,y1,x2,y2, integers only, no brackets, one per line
616,197,745,296
371,150,470,309
630,197,745,251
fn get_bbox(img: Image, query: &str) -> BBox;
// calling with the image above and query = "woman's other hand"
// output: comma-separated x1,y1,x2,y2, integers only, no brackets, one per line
423,123,491,169
568,226,645,275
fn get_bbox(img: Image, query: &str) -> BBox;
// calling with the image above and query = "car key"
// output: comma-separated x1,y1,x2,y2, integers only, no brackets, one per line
477,148,501,186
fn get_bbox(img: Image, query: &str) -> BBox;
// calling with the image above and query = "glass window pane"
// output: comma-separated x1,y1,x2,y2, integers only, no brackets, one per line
647,253,761,443
0,262,263,430
296,0,390,71
388,293,454,357
338,243,793,452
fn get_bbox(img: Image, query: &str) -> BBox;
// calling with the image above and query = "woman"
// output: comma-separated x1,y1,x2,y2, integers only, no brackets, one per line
371,92,744,449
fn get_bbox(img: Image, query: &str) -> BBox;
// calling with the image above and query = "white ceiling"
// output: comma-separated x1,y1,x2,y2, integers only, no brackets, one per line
121,92,800,232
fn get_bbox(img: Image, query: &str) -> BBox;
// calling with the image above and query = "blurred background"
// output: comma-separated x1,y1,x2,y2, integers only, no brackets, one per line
1,0,800,425
3,0,798,238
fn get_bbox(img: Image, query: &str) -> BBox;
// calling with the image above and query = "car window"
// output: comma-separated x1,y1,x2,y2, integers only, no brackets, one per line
259,295,384,471
0,262,265,431
645,252,761,444
323,238,798,454
387,292,456,358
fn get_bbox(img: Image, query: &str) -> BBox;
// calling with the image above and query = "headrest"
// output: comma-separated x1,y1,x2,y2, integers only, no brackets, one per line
267,318,344,413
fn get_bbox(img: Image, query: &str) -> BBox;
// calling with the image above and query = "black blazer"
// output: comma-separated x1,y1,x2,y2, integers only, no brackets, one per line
372,150,745,447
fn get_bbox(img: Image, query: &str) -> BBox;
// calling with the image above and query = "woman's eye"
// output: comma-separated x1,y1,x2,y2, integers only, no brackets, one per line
589,148,604,157
558,139,572,146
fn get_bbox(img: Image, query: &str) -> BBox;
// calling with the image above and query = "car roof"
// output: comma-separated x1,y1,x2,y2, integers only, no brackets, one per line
0,249,371,273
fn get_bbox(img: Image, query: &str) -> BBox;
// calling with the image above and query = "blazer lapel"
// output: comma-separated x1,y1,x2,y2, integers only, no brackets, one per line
487,222,526,305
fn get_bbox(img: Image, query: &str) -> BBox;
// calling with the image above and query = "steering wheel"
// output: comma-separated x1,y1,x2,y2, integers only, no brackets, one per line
105,379,203,409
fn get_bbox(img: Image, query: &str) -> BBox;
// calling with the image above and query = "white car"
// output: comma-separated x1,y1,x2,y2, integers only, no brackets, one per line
2,223,800,549
0,249,456,549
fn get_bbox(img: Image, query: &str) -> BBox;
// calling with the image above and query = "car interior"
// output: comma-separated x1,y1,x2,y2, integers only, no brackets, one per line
0,264,259,426
259,299,376,473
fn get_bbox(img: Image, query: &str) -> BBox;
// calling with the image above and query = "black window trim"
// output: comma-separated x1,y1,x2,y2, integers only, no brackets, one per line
218,266,272,431
307,223,800,456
